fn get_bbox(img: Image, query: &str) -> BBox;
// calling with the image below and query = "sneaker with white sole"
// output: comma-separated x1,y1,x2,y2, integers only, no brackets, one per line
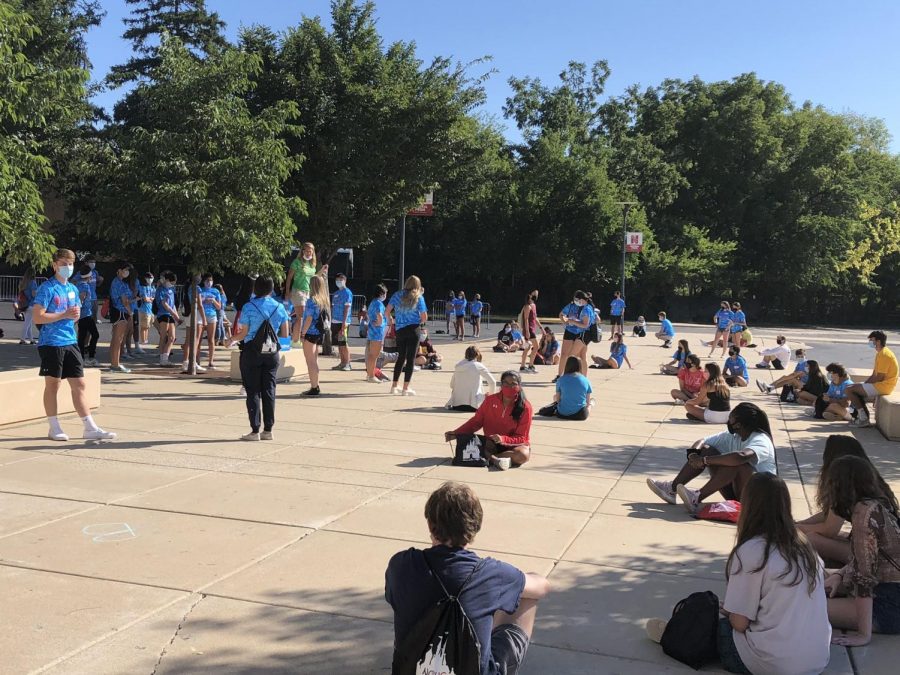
646,478,678,505
645,618,668,644
339,363,352,371
853,413,872,428
84,428,117,441
239,386,246,396
390,387,402,395
676,484,702,515
110,364,131,373
260,431,274,441
365,376,379,383
241,432,261,441
495,457,512,471
755,380,768,393
48,430,69,442
402,389,417,396
805,407,817,417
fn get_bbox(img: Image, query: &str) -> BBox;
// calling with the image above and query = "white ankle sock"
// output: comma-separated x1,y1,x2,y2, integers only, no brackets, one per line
82,415,99,432
48,416,63,433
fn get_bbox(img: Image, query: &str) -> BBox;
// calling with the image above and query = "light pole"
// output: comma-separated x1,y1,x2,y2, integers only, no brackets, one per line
398,214,406,292
614,201,638,298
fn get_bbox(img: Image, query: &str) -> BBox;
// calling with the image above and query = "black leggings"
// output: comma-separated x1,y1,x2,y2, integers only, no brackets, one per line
78,316,99,358
393,325,419,383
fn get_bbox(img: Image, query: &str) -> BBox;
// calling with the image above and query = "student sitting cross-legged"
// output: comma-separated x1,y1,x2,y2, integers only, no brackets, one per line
385,482,551,674
647,403,776,514
539,356,593,420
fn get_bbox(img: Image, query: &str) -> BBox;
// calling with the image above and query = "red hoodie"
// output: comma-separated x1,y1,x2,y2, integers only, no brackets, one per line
454,393,533,446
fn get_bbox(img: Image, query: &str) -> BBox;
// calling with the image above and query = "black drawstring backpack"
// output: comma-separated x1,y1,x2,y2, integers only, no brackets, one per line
660,590,720,670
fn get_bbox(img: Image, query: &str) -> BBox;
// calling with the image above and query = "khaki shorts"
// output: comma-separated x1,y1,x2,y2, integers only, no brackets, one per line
290,289,308,311
139,311,154,329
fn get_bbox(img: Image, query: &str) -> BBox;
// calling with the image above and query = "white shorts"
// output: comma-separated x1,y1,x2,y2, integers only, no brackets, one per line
704,409,731,424
290,289,308,310
861,383,879,400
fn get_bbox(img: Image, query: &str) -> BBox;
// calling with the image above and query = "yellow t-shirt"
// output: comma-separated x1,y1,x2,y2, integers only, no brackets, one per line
874,346,899,395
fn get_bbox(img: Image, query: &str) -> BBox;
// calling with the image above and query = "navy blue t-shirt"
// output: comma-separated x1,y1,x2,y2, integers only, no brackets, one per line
385,545,525,675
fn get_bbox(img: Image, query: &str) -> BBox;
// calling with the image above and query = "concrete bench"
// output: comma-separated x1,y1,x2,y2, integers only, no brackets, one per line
229,348,308,383
0,367,101,426
876,393,900,441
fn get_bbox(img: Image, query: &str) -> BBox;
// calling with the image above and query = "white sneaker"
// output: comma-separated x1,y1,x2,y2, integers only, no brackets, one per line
110,364,131,373
676,485,702,515
260,431,274,441
241,432,261,441
84,428,117,441
366,376,379,383
390,387,402,395
239,386,246,396
495,457,512,471
48,430,69,442
854,413,872,428
646,478,677,505
805,407,817,417
402,389,417,396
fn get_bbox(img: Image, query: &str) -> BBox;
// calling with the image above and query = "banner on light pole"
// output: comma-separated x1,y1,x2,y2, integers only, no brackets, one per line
407,191,434,217
625,231,643,253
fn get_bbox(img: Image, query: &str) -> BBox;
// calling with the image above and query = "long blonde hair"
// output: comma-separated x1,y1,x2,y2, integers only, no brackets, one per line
308,275,330,312
297,242,317,269
400,275,423,309
705,362,730,399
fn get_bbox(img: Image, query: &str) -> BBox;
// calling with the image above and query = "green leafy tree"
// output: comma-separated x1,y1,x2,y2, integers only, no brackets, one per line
108,0,226,86
80,37,305,277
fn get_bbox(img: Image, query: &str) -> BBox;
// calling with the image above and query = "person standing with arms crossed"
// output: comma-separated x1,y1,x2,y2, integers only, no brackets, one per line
330,272,354,371
609,290,625,340
33,249,116,442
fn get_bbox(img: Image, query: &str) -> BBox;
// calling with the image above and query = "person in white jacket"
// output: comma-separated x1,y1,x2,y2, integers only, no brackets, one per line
756,335,791,370
446,346,497,412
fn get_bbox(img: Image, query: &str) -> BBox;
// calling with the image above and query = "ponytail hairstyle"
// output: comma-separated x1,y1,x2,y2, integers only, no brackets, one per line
730,402,773,441
499,370,527,421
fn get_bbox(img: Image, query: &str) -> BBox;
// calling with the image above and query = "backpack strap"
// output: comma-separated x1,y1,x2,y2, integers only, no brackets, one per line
423,552,486,601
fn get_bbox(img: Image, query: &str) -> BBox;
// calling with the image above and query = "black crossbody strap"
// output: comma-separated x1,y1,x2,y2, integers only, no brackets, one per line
423,553,486,601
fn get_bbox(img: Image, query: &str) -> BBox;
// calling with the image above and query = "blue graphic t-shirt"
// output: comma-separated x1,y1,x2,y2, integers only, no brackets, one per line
715,309,733,330
303,298,323,335
238,297,289,341
454,298,467,316
155,286,176,318
556,372,593,416
137,284,154,314
76,280,93,319
367,298,386,341
561,302,590,335
23,279,39,307
610,297,626,317
332,287,353,323
199,286,222,320
109,277,132,312
611,343,627,366
724,355,749,381
730,310,747,333
470,300,483,316
793,359,809,385
826,378,853,399
659,318,675,336
34,277,80,347
388,291,427,330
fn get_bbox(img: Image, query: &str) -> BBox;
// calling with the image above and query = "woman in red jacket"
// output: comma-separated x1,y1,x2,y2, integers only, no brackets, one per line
445,370,533,470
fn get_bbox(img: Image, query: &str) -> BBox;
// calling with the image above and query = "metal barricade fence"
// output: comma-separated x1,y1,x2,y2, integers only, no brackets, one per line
431,299,448,331
351,294,367,323
480,302,492,329
0,275,47,302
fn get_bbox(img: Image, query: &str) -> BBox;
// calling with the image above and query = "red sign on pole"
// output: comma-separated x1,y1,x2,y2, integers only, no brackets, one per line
625,231,643,253
407,191,434,217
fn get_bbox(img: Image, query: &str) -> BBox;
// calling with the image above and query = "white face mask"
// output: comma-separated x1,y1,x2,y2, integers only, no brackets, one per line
336,279,345,289
146,277,154,285
419,335,428,343
303,254,313,261
87,262,95,270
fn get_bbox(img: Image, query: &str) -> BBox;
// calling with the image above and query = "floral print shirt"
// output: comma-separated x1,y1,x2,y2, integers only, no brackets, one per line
839,499,900,597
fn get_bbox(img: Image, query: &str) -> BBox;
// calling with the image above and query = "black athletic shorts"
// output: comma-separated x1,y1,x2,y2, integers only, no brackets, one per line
158,315,175,324
39,344,84,379
304,332,323,345
109,307,129,324
331,322,348,346
563,329,589,344
610,315,623,325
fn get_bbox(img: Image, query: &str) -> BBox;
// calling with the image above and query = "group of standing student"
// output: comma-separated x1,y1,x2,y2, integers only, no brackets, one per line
707,300,749,357
445,290,484,339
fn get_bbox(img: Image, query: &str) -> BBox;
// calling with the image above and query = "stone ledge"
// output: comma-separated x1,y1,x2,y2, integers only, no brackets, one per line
0,367,101,426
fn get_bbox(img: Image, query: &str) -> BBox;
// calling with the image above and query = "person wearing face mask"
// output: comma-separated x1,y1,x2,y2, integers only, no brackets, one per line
386,275,428,395
453,291,468,341
723,345,750,387
365,284,389,382
214,283,230,345
444,370,533,470
198,273,223,369
108,262,134,373
76,265,100,367
757,349,810,394
32,249,116,441
756,335,791,370
844,330,898,428
655,311,676,349
646,402,776,513
285,242,327,346
330,273,354,370
556,290,593,381
469,293,484,337
414,326,442,370
155,271,182,367
494,322,515,353
81,254,103,318
519,290,542,373
708,300,734,357
808,363,855,421
671,353,707,402
136,272,156,350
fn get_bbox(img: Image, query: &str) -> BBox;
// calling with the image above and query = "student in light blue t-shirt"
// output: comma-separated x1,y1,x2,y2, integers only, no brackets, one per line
591,332,632,370
330,273,354,370
609,291,626,338
655,311,676,348
299,275,331,396
729,302,748,349
386,275,428,396
556,290,593,381
198,273,223,369
154,271,181,366
811,363,854,421
136,272,156,349
76,266,100,365
723,346,750,387
365,284,388,382
539,356,593,420
709,300,734,358
469,294,484,337
646,403,775,513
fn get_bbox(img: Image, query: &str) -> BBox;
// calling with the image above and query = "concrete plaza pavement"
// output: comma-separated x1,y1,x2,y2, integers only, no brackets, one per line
0,317,897,674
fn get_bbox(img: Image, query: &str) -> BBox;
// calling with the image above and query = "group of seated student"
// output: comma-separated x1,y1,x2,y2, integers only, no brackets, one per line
760,356,829,405
670,354,707,403
647,402,776,513
723,345,750,387
802,362,854,421
756,348,807,392
660,339,691,375
683,362,732,424
591,332,632,369
538,356,594,420
447,346,496,412
445,370,532,470
414,326,442,370
755,334,792,370
534,327,560,366
655,311,676,348
493,321,525,353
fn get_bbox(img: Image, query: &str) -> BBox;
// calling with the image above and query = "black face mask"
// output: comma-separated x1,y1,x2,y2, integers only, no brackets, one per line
726,421,736,435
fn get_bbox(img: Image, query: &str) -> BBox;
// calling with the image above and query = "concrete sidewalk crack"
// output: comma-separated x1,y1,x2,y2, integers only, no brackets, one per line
151,592,206,675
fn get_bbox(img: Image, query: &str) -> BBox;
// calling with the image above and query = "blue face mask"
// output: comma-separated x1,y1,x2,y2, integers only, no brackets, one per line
868,341,876,349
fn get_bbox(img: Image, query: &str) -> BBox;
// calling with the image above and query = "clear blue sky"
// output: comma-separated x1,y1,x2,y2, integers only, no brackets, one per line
87,0,900,152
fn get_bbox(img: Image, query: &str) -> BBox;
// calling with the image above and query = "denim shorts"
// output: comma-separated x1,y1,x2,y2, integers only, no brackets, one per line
873,582,900,634
491,623,530,675
717,618,750,674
